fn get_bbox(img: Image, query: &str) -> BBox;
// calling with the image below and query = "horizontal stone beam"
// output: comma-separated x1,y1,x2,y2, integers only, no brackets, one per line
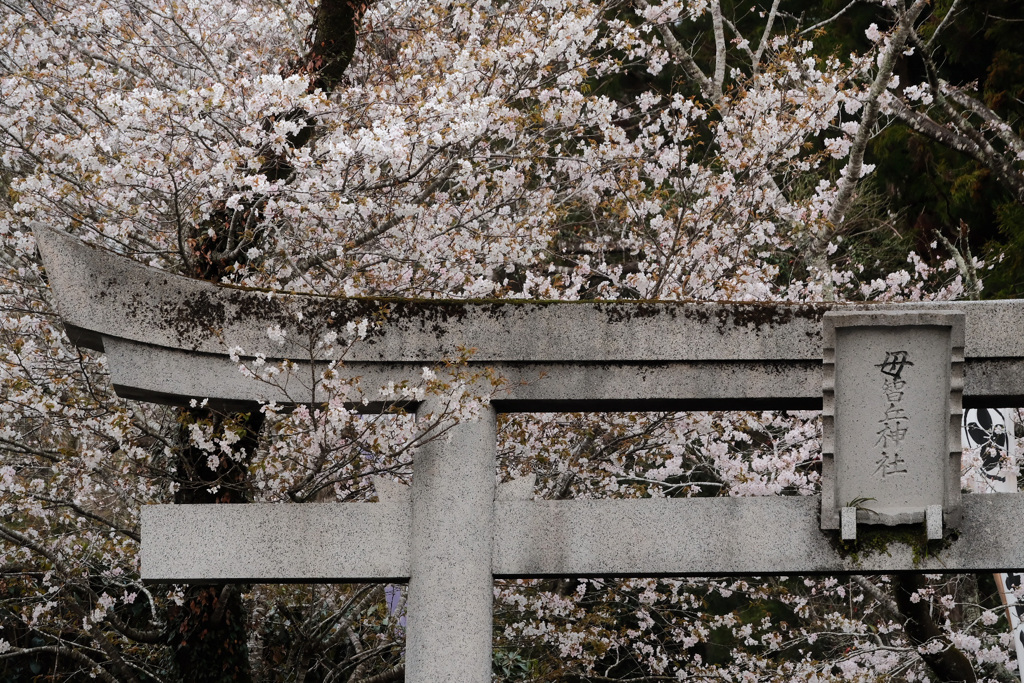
105,336,1024,410
33,225,1024,408
33,224,823,363
493,494,1024,575
34,224,1024,365
105,337,827,411
141,493,1024,582
140,503,410,582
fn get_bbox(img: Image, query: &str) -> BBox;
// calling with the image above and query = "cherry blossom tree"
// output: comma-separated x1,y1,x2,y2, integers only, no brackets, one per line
2,0,1022,681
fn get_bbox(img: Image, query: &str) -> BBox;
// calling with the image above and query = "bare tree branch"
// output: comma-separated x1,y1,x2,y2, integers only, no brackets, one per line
827,0,929,228
935,228,982,300
887,96,1024,204
0,646,121,683
710,0,726,100
800,0,859,37
351,664,405,683
30,492,141,542
753,0,783,75
926,0,964,49
638,0,715,100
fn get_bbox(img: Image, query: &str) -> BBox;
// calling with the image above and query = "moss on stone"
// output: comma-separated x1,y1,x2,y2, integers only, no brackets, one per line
826,524,959,566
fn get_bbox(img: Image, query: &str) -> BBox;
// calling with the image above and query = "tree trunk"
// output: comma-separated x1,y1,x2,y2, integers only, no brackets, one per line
167,410,262,683
166,2,366,679
894,573,978,683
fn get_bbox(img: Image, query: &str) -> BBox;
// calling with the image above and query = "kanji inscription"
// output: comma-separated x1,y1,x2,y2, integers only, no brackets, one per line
821,312,964,531
874,350,912,478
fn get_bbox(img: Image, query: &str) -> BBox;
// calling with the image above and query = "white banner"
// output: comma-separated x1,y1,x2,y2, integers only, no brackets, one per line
964,408,1022,680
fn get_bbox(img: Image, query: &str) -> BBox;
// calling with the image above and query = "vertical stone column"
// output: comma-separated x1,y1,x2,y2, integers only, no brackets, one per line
407,399,496,682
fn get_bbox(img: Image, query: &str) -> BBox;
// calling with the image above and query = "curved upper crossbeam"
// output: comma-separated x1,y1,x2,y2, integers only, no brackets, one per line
31,224,1024,411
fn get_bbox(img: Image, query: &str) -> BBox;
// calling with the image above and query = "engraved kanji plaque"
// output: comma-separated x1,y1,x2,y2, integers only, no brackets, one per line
821,311,964,538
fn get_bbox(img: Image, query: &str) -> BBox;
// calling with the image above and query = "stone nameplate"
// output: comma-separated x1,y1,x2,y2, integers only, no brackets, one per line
821,312,964,532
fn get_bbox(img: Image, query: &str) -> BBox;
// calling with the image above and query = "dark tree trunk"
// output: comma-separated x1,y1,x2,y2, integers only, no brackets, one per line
167,410,262,683
167,2,367,679
174,410,263,507
168,584,252,683
894,573,978,683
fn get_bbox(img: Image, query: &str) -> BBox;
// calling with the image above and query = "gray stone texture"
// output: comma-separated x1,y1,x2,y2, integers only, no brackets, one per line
140,503,410,582
491,493,1024,574
31,224,1024,410
406,401,497,683
927,505,943,540
841,507,857,540
495,474,537,501
372,476,410,503
821,312,964,531
143,494,1024,580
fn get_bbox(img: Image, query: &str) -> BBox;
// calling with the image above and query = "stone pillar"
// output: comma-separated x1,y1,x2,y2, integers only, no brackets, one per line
407,399,496,682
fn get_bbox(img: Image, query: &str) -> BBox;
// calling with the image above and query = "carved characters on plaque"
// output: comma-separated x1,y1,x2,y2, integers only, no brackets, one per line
874,350,913,478
821,312,964,540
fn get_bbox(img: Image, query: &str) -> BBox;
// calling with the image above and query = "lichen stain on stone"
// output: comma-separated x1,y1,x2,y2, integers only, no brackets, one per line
675,301,829,334
151,286,834,354
81,222,835,354
599,302,669,325
167,290,507,349
160,290,229,350
218,288,292,331
320,297,514,344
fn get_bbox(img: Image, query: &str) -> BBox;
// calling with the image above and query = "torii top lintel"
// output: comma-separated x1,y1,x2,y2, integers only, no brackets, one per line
31,224,1024,411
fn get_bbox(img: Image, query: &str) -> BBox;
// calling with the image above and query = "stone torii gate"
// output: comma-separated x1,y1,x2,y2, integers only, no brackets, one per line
32,224,1024,682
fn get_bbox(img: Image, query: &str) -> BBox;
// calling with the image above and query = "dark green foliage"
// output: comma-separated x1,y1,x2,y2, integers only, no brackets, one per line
865,1,1024,297
986,202,1024,295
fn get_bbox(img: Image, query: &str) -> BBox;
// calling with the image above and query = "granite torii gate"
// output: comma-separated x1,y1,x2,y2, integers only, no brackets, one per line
32,224,1024,682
